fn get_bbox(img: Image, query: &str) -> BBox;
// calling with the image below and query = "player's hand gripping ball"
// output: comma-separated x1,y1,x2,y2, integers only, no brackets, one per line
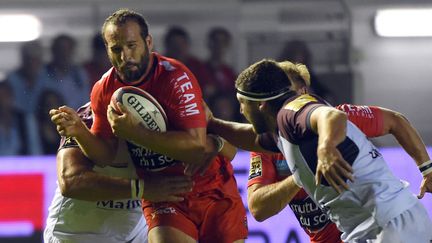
110,86,175,171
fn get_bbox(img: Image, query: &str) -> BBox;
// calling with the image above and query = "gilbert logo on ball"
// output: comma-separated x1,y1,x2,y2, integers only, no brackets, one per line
111,86,175,171
111,86,167,132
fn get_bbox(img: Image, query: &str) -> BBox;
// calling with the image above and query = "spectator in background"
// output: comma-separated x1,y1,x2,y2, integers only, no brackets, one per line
36,89,65,154
202,27,237,98
46,34,89,110
83,33,111,88
278,39,334,103
207,91,242,122
0,81,29,155
163,26,207,85
6,40,49,114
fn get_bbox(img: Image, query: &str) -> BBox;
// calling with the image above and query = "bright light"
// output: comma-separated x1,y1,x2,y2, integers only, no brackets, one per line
0,14,41,42
375,9,432,37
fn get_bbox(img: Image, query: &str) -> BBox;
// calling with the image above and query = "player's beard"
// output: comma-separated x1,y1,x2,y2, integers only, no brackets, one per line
246,111,269,134
121,47,151,83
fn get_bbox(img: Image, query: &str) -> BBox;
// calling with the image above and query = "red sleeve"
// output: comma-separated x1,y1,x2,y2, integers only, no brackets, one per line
336,104,384,137
163,65,207,130
247,152,279,187
90,80,115,139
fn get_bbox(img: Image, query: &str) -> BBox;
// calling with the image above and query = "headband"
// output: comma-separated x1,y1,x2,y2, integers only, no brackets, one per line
236,87,293,101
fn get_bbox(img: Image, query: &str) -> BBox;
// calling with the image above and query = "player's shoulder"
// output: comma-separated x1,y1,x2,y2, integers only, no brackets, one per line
155,53,180,70
154,52,194,77
283,94,321,112
91,68,117,98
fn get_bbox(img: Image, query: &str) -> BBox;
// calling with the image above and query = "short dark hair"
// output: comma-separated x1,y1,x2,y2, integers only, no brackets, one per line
236,59,290,94
91,33,105,51
51,34,76,52
102,9,149,44
20,40,42,59
208,27,231,41
235,59,295,111
164,26,190,46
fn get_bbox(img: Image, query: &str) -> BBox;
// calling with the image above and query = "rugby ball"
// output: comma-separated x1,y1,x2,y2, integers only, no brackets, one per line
110,86,168,132
110,86,176,172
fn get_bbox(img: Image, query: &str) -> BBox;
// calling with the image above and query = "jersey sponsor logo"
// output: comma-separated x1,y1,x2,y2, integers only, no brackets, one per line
285,94,317,112
173,72,200,117
274,159,292,177
151,206,177,219
342,104,374,118
160,61,176,71
249,155,263,180
369,148,382,159
96,199,142,210
126,96,163,132
289,196,330,231
127,142,176,171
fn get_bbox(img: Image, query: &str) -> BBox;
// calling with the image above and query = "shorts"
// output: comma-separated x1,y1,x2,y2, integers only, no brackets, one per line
309,222,343,243
143,176,248,243
370,200,432,243
43,216,148,243
351,201,432,243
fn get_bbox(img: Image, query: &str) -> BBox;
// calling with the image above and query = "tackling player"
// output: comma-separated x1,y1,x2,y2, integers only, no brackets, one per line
44,103,193,243
208,59,432,242
247,104,431,243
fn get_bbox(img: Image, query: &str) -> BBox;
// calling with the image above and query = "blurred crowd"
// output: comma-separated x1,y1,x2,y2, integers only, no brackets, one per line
0,26,242,156
0,25,332,156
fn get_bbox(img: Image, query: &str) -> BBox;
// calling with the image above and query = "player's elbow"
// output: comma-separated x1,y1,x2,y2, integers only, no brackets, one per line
248,197,270,222
389,111,410,132
58,175,75,198
329,108,347,123
249,205,269,222
58,173,80,198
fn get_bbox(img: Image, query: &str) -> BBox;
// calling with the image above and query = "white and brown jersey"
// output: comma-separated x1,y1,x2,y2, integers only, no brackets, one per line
45,102,147,242
259,94,418,242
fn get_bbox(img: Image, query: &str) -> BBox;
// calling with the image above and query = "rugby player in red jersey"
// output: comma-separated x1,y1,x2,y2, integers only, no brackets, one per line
50,9,247,243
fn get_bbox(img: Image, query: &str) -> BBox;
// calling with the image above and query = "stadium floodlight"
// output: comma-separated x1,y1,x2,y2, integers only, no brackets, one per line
0,14,41,42
375,8,432,37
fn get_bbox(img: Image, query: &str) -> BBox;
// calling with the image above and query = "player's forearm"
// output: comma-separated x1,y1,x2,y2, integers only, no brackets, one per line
316,108,347,149
248,177,301,222
74,129,116,166
128,125,206,162
388,112,430,165
208,117,264,151
61,172,132,201
57,148,131,201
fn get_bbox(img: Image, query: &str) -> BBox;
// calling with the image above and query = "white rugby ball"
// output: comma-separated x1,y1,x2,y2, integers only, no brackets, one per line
110,86,175,172
111,86,167,132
